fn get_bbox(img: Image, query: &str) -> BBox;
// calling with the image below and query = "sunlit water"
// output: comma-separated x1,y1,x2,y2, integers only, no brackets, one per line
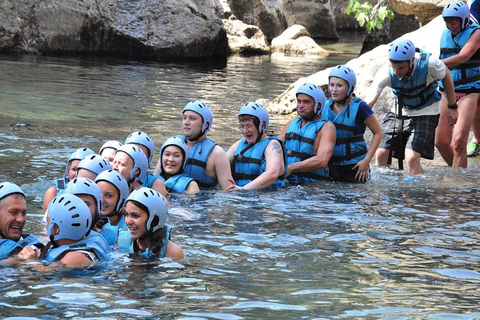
1,33,480,319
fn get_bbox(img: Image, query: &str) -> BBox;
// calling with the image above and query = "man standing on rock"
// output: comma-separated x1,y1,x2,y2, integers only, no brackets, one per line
365,37,457,174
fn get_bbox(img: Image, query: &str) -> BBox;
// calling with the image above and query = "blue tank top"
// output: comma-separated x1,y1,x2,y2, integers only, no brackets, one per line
118,226,172,259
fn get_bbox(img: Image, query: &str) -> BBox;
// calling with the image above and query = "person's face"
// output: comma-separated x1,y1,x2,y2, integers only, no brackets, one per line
96,181,119,216
76,168,97,181
68,159,81,181
0,195,27,241
77,194,98,222
329,77,349,102
100,147,116,166
183,111,204,140
113,151,134,181
444,17,462,35
390,60,411,79
125,201,148,240
162,146,184,176
296,93,316,119
239,118,259,145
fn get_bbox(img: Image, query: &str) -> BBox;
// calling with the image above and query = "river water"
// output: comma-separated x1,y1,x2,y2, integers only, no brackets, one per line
1,34,480,319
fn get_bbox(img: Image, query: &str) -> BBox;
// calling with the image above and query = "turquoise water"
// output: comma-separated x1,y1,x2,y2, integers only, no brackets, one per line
1,34,480,319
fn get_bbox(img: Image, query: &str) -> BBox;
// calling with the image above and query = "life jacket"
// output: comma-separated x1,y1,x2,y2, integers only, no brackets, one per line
390,49,441,110
164,174,195,193
321,97,368,165
42,231,112,263
232,137,287,188
53,178,66,194
179,135,219,188
440,24,480,90
141,172,162,188
100,224,121,246
0,234,43,260
283,117,330,183
118,225,172,259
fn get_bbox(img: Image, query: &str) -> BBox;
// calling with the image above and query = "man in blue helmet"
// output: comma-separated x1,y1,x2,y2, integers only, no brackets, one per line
0,182,43,263
366,37,457,174
226,102,287,190
154,100,233,190
278,83,336,184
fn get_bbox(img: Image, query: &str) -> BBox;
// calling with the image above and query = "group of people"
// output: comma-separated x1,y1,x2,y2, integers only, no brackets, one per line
1,0,479,268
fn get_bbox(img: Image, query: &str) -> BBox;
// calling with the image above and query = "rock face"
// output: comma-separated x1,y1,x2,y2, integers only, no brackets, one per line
390,0,450,24
223,17,271,54
266,15,444,116
0,0,228,61
271,25,328,56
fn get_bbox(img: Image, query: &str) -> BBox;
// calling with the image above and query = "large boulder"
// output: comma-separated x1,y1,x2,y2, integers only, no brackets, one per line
266,15,444,115
390,0,450,24
223,17,271,54
0,0,228,61
271,25,329,56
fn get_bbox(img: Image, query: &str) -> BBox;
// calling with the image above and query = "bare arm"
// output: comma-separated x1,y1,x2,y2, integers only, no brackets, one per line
277,119,293,142
442,30,480,68
364,91,381,108
165,240,184,259
441,68,458,125
43,186,57,213
226,140,241,165
209,145,234,190
353,114,383,181
153,159,161,175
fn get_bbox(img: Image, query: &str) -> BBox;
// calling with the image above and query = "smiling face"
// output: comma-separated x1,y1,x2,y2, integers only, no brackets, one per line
0,194,27,241
329,77,349,102
182,110,204,140
162,145,184,176
125,201,148,240
67,159,81,181
96,181,119,216
238,117,260,145
112,151,134,182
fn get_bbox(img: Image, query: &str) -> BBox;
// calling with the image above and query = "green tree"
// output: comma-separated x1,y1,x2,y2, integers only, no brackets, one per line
346,0,395,33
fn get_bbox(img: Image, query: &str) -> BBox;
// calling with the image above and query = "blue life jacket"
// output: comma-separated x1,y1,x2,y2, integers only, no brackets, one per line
179,135,219,188
164,174,195,193
42,231,112,263
390,49,441,109
53,178,66,195
440,24,480,90
100,224,121,246
118,225,172,259
0,234,43,260
232,137,287,188
141,172,161,188
283,117,330,183
321,97,368,165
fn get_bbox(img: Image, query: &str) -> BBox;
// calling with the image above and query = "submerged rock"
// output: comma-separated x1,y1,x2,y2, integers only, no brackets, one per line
271,25,329,56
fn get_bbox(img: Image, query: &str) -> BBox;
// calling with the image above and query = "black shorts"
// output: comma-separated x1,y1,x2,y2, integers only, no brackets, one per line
379,111,439,160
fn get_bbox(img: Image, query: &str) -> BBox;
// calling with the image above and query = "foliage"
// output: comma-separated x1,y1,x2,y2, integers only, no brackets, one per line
346,0,395,33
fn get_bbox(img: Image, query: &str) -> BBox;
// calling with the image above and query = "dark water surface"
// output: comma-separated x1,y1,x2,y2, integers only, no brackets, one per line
1,34,480,319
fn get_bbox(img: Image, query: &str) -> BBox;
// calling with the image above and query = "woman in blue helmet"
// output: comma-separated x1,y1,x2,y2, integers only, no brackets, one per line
436,0,480,168
95,169,129,231
75,154,112,181
117,187,184,260
113,144,149,193
158,136,199,193
99,140,123,166
226,102,287,190
322,65,382,182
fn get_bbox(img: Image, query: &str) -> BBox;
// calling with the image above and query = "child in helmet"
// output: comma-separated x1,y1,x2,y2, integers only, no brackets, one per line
42,147,94,214
117,187,183,260
112,144,149,192
99,140,123,166
226,102,287,190
39,193,111,268
322,65,382,182
75,154,112,180
436,1,480,168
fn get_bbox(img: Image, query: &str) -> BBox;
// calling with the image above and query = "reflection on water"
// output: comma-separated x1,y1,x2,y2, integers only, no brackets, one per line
1,34,480,318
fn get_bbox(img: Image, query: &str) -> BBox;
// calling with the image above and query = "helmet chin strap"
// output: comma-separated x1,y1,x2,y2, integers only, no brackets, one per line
187,130,205,142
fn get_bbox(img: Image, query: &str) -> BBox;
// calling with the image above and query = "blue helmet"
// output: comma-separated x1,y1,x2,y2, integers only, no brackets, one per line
95,169,129,214
443,1,470,30
388,38,416,68
64,177,102,220
183,100,213,135
160,136,189,173
296,83,326,115
77,154,112,177
115,144,149,182
64,147,95,184
99,140,123,155
47,193,91,241
126,187,168,233
0,182,25,201
238,102,269,134
125,131,155,164
329,65,357,97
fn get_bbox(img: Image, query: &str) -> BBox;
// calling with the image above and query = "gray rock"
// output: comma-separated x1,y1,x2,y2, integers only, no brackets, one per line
271,25,328,56
223,17,271,54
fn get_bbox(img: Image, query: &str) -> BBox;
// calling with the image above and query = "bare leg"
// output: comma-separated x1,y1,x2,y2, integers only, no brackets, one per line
404,149,423,174
375,147,390,167
435,95,454,166
452,93,478,167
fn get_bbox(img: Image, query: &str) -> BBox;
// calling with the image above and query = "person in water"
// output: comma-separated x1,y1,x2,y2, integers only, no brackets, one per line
278,83,336,184
99,140,123,166
117,187,184,260
435,1,480,168
154,100,233,190
75,154,112,180
64,177,103,231
38,193,111,268
226,102,287,190
322,65,382,182
124,131,168,197
113,144,149,193
158,136,199,193
42,147,94,214
365,37,457,174
0,182,43,263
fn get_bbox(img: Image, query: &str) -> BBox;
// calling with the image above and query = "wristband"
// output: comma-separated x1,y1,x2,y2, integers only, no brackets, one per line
447,102,458,110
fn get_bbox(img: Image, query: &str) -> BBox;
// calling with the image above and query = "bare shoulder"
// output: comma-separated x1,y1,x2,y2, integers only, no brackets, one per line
166,240,184,259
